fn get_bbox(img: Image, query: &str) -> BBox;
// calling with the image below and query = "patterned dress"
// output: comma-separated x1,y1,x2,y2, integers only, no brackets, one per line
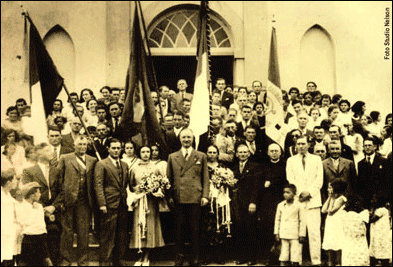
369,207,392,259
342,210,370,266
129,161,165,249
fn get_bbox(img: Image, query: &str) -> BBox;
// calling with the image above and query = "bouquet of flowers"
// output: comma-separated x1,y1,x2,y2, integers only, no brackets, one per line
209,167,237,237
211,167,237,189
136,173,171,198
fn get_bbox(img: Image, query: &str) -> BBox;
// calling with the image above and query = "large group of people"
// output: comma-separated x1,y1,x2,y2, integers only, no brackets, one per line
1,77,392,266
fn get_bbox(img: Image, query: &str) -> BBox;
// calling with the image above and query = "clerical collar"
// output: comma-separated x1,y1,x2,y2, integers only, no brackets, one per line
270,158,280,164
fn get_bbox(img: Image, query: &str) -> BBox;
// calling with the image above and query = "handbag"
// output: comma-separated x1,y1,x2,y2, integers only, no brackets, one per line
270,241,281,257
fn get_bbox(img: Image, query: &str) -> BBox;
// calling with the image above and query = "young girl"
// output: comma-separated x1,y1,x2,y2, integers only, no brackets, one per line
308,107,322,131
341,194,370,266
322,180,348,266
369,193,391,266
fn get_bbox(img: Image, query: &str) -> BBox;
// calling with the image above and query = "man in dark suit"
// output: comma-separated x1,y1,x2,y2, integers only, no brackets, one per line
328,125,354,162
94,138,130,266
322,140,357,202
356,137,390,209
231,144,261,265
172,79,193,112
167,128,209,266
61,117,83,151
106,102,122,140
48,127,74,166
241,125,267,163
91,123,111,159
235,105,260,139
215,78,234,110
158,85,173,115
22,143,64,265
165,111,185,154
52,135,98,266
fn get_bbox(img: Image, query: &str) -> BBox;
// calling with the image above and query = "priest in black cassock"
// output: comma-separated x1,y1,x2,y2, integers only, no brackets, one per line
257,143,287,265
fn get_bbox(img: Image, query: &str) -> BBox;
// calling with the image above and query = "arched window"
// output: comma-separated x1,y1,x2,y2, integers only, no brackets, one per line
43,25,76,93
148,6,233,56
300,25,336,94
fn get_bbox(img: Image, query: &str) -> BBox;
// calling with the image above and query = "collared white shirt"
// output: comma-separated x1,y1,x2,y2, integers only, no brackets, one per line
366,153,376,165
331,158,340,170
15,200,47,235
239,160,248,173
174,127,182,137
37,161,51,199
182,147,192,160
112,116,121,130
109,155,121,168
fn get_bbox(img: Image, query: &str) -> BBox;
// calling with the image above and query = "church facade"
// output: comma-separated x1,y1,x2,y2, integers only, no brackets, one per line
1,1,391,117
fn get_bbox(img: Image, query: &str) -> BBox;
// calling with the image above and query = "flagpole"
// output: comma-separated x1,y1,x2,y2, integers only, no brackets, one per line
136,1,165,125
62,83,102,161
205,1,213,141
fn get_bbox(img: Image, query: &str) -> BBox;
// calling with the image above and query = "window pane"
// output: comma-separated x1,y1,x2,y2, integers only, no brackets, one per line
172,13,187,29
166,23,179,43
214,28,228,46
183,21,196,44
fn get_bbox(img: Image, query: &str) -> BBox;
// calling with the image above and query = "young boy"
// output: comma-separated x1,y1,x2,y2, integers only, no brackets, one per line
16,182,53,266
274,184,306,266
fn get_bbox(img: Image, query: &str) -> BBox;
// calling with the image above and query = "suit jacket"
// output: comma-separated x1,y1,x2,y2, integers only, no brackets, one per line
216,134,236,163
22,164,62,209
356,154,390,209
59,145,74,156
167,149,209,204
94,157,130,209
322,157,357,202
326,141,354,162
231,160,262,221
221,91,234,110
53,153,97,209
93,138,111,159
171,92,193,112
61,133,75,152
286,153,323,209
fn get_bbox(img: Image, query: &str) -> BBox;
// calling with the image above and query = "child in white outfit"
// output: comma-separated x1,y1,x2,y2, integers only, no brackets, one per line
274,184,306,266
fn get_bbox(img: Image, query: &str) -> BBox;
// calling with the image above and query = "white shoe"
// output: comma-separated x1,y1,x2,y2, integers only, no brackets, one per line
134,261,142,266
142,260,150,266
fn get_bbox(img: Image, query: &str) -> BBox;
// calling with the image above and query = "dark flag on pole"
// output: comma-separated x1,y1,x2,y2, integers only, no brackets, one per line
120,2,167,150
23,15,64,144
25,16,64,117
266,27,285,149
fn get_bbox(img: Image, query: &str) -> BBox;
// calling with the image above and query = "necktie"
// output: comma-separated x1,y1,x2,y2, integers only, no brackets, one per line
116,160,123,182
114,117,119,130
240,162,244,174
182,92,185,99
51,147,58,166
251,142,256,154
184,150,189,161
302,155,306,170
366,155,371,165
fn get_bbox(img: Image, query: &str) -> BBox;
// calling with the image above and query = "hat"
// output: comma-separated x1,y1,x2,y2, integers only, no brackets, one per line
21,182,41,198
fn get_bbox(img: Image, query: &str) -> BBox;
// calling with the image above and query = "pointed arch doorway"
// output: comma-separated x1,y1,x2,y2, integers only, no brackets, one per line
148,6,234,92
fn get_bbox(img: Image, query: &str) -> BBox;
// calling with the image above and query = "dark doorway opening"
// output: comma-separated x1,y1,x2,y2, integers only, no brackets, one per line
152,56,233,94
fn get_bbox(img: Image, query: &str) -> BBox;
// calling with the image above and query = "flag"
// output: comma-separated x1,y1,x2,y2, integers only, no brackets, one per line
189,1,210,148
266,27,285,149
23,16,64,144
120,3,167,151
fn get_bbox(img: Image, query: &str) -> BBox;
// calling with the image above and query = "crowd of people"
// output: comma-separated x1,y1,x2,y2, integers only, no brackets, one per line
1,77,392,266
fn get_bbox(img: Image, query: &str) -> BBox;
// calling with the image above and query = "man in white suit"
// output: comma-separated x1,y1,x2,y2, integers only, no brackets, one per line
286,135,323,266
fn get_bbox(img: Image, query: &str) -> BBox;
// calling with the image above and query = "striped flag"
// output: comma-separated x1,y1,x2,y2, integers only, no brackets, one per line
120,2,167,150
189,1,210,148
266,27,285,149
23,16,64,144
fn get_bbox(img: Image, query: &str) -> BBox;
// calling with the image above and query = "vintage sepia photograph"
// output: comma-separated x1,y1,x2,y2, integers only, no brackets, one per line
1,1,392,266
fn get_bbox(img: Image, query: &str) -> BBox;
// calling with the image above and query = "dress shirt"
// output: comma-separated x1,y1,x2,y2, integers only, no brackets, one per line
366,153,376,165
37,162,51,199
182,147,192,160
239,160,247,173
108,155,121,167
331,158,340,170
174,127,182,137
15,200,47,235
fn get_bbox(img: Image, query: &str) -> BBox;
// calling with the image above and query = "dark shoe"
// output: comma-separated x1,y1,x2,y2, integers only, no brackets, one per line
247,260,257,265
174,254,185,266
236,260,248,265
